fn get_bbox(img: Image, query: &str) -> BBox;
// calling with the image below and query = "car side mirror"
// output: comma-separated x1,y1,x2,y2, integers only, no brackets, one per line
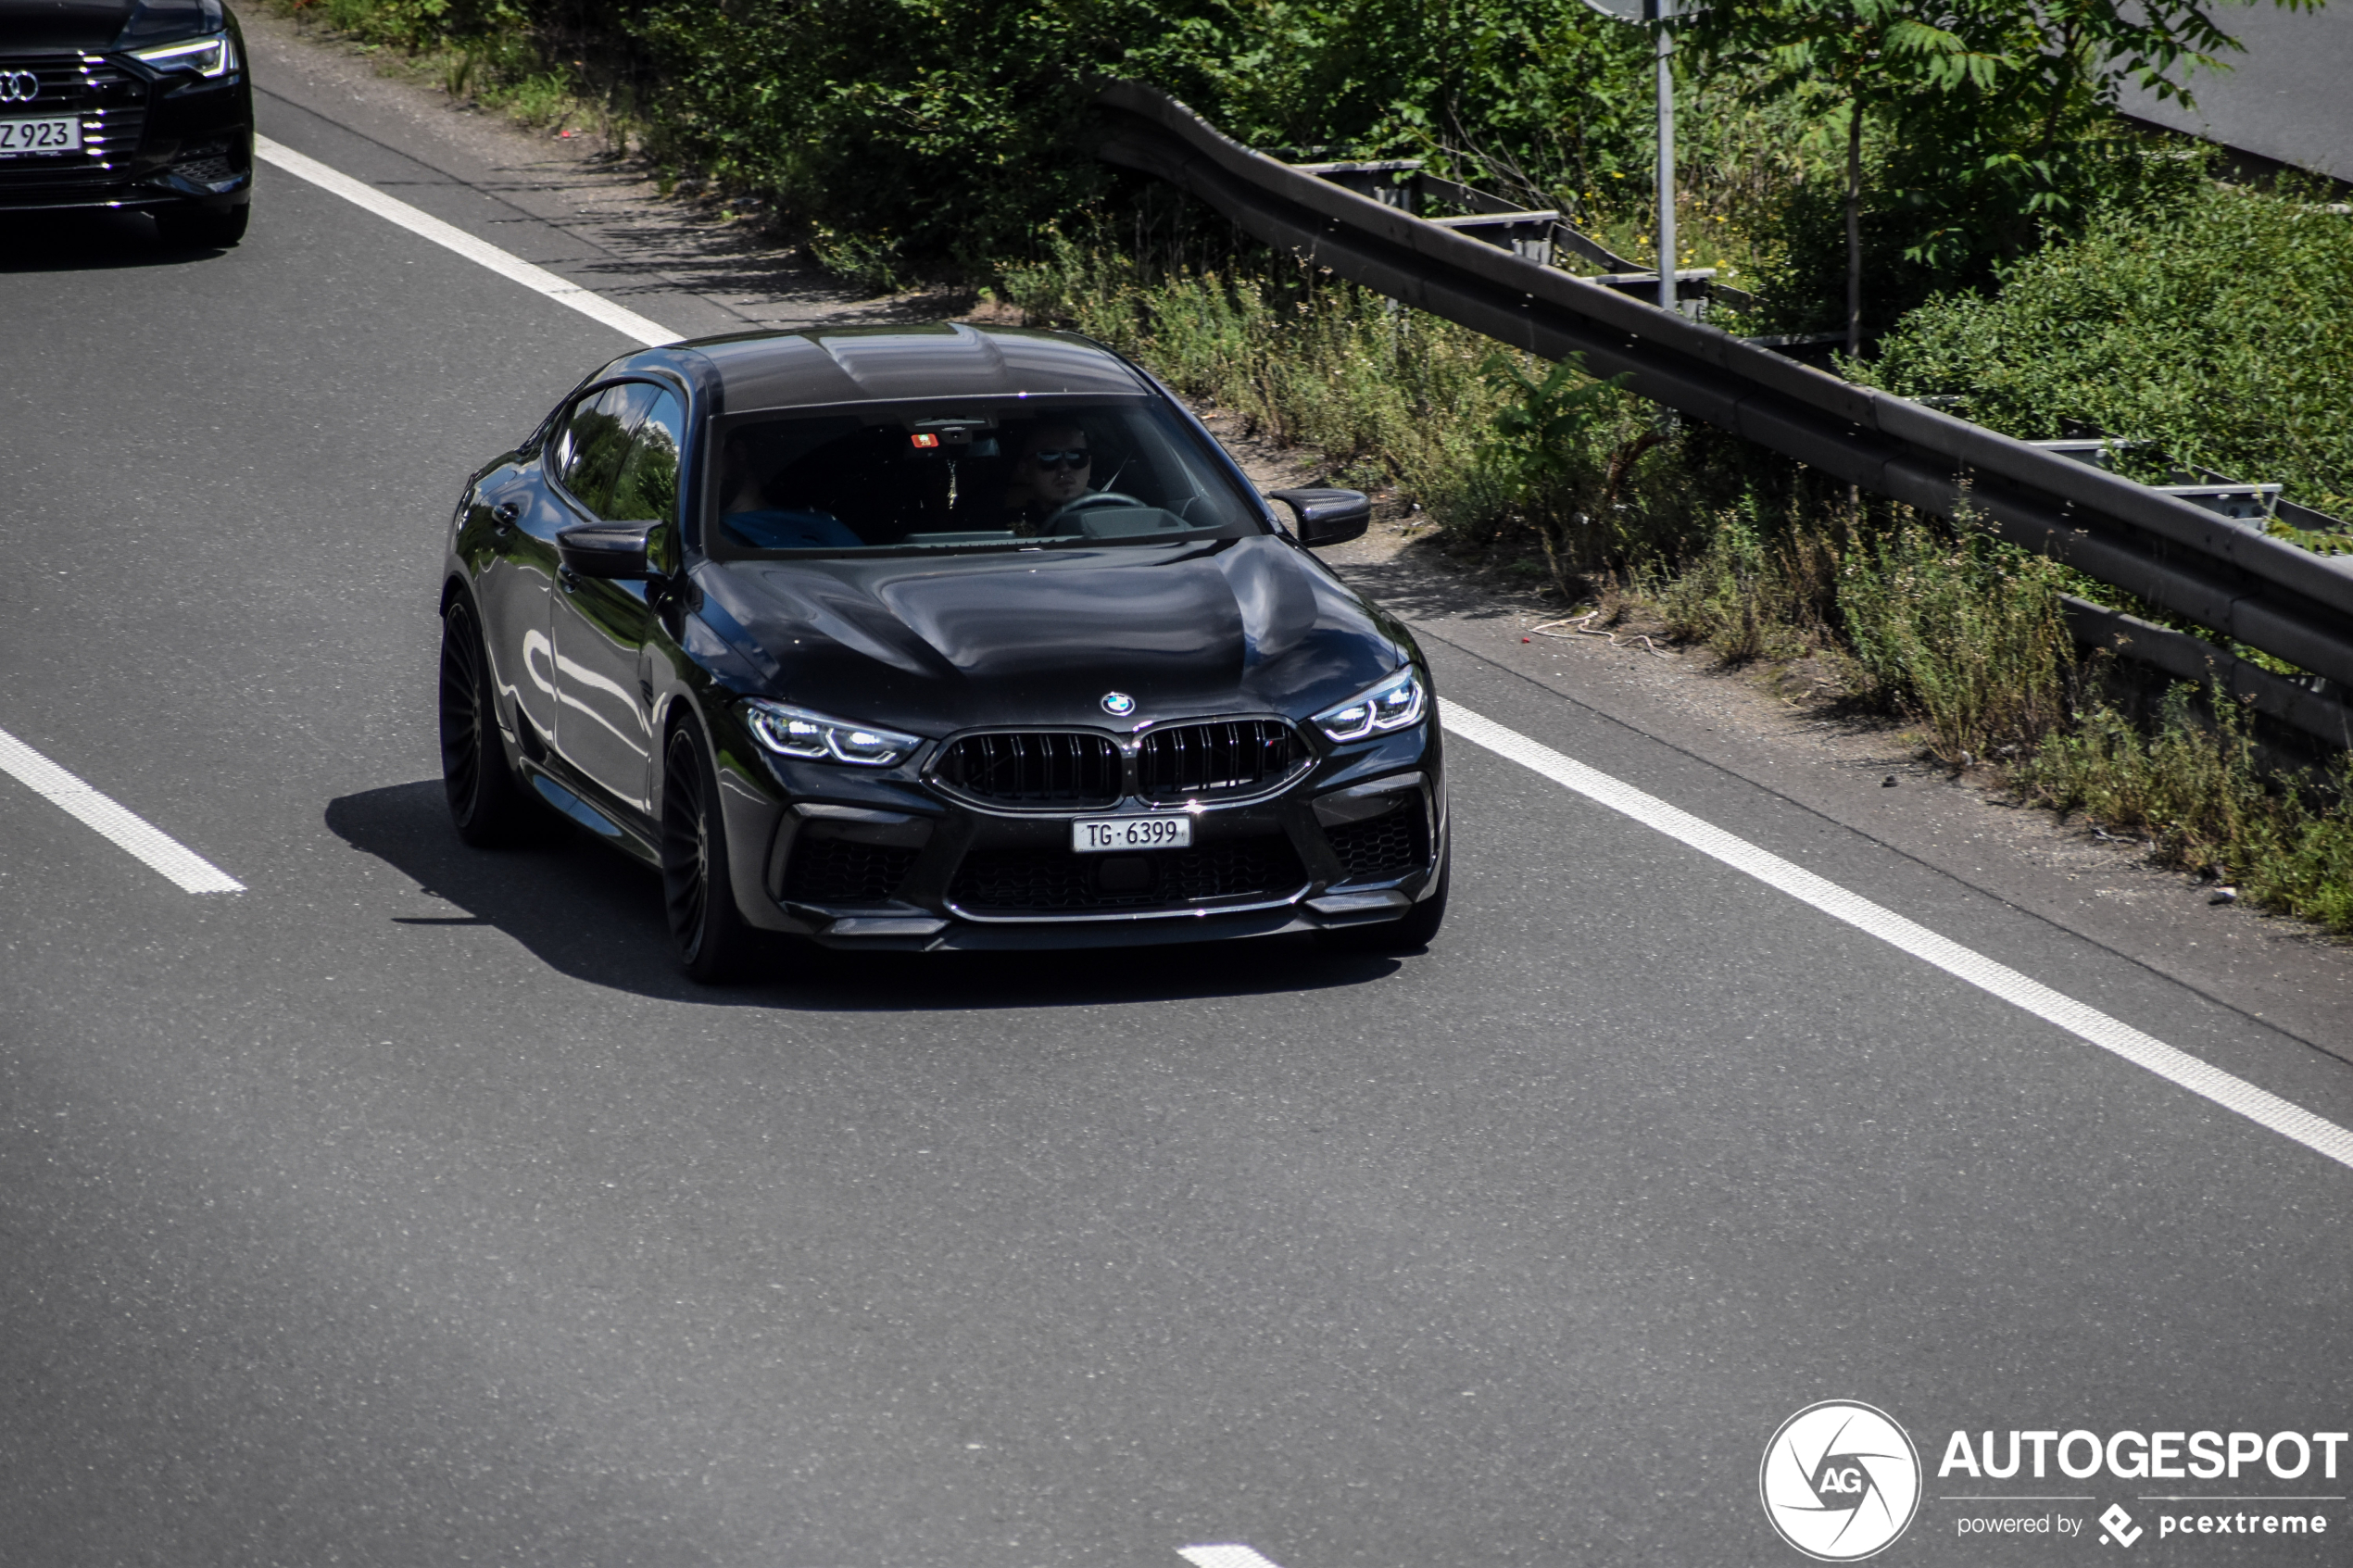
557,521,653,580
1269,487,1373,547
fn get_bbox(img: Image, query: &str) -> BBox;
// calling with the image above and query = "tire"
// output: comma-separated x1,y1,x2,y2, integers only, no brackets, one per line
439,597,535,847
155,202,248,250
661,723,760,984
1315,840,1450,954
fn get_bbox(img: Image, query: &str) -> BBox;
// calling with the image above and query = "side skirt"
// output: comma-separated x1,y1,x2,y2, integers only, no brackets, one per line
523,763,661,867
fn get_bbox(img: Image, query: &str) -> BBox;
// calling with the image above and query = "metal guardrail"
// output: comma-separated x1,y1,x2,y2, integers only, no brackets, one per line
1290,157,1734,307
2030,438,2325,526
1085,79,2353,749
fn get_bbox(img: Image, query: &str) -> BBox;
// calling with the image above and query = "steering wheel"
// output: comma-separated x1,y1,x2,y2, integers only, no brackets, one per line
1041,491,1150,534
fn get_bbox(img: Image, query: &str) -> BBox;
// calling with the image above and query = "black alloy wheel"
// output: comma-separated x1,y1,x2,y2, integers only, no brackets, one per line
438,598,534,846
155,203,249,250
1315,840,1450,954
661,724,759,984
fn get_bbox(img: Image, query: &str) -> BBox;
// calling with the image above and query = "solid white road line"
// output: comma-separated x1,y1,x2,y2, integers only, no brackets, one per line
0,727,243,894
1179,1547,1288,1568
1440,699,2353,1173
253,135,680,348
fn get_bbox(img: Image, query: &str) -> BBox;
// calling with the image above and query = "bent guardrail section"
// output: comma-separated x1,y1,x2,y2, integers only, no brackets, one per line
1085,79,2353,749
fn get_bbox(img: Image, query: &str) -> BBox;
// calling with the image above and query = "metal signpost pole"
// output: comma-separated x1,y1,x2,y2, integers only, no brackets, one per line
1654,0,1676,312
1580,0,1675,307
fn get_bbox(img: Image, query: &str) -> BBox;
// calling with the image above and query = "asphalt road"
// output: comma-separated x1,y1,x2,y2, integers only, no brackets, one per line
5,48,2353,1568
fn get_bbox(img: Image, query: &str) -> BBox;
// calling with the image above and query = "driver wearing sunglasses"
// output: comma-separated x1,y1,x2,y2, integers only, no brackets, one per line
1003,422,1093,533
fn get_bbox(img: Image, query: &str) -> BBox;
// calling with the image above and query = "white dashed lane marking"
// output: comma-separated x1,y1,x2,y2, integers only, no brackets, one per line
1180,1547,1288,1568
253,135,679,348
1441,699,2353,1173
0,727,243,894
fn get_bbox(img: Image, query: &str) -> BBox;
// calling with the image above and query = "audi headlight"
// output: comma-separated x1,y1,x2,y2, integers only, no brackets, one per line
742,699,920,767
1313,667,1426,742
129,33,237,77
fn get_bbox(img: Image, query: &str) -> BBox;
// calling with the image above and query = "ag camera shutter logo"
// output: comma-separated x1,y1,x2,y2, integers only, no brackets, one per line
1760,1400,1922,1561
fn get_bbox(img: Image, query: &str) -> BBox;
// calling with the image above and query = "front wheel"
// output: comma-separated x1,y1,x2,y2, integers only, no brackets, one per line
1315,841,1450,954
661,724,760,984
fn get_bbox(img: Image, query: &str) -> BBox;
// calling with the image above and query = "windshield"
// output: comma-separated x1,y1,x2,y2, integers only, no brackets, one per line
704,398,1268,556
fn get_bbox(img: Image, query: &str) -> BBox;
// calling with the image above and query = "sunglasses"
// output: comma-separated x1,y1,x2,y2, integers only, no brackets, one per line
1027,448,1091,470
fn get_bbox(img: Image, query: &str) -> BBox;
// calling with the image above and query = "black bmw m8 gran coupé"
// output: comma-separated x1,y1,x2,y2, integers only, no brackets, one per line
438,323,1448,980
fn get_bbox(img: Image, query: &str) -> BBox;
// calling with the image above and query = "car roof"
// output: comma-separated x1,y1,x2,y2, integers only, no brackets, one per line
656,323,1155,415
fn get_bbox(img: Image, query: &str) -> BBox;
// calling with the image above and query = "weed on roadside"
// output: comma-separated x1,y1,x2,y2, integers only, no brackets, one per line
2015,686,2353,934
1648,500,1840,665
280,0,633,142
1837,514,2076,764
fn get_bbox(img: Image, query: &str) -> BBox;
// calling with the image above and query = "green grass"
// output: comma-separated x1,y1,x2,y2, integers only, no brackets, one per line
2015,686,2353,931
1646,506,2080,763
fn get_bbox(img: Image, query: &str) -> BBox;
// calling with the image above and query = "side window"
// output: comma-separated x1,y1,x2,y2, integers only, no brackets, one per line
555,383,640,518
606,387,686,524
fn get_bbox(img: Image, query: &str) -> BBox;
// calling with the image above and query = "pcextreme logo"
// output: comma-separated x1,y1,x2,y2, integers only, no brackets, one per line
1761,1400,1924,1561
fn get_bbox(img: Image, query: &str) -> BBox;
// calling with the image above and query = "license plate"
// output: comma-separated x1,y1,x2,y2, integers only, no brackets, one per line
1072,815,1191,852
0,118,81,157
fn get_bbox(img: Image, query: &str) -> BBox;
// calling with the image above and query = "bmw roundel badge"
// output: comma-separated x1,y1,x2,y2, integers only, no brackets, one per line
1101,691,1136,717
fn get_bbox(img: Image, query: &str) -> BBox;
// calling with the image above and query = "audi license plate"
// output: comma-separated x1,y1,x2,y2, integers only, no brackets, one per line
0,118,81,157
1072,816,1191,853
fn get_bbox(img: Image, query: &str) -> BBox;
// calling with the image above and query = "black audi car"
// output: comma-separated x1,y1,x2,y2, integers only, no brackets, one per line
0,0,252,245
439,323,1448,980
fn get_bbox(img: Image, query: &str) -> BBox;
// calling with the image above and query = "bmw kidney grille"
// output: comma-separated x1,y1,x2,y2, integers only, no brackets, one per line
1134,719,1302,803
932,731,1124,807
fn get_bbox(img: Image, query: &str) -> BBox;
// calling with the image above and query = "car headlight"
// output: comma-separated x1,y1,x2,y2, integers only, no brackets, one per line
1312,667,1426,742
128,33,237,77
742,699,920,767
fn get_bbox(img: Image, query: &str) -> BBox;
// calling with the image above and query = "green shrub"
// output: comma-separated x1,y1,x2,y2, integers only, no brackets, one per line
1474,354,1692,592
1869,172,2353,519
308,0,528,50
620,0,1695,275
288,0,1813,295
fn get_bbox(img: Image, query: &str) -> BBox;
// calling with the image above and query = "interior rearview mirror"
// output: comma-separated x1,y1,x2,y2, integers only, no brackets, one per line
557,521,653,580
1269,487,1373,547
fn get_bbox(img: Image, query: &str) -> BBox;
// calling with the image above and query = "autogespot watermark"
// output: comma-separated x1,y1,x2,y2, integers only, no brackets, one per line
1763,1404,2348,1557
1939,1427,2345,1550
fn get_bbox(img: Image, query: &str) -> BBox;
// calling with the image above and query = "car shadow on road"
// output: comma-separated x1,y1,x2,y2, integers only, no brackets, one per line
328,781,1408,1011
0,210,218,271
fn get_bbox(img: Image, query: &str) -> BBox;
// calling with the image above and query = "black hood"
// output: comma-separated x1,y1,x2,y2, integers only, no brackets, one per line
0,0,222,49
690,536,1407,735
